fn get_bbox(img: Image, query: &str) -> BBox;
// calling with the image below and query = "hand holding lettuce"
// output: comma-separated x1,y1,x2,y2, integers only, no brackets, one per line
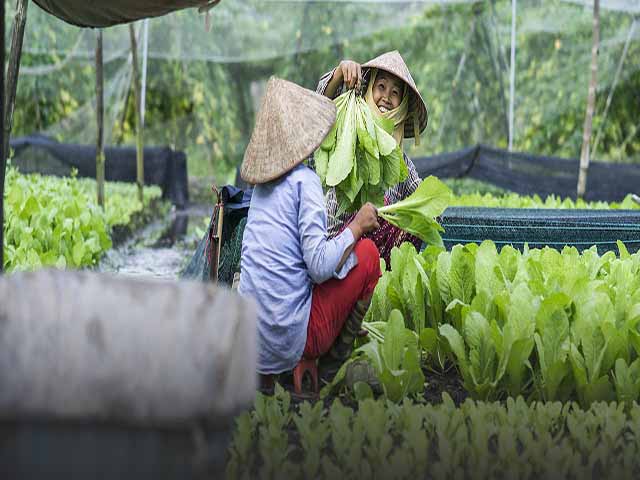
316,88,452,246
315,89,408,215
378,176,452,247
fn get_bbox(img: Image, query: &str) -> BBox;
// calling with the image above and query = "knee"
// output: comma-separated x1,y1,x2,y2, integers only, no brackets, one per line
355,239,381,277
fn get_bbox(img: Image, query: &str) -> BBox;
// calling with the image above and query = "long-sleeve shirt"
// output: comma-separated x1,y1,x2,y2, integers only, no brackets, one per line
238,164,358,374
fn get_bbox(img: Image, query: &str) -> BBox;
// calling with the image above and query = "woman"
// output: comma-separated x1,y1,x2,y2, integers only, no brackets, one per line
316,50,429,265
237,77,381,390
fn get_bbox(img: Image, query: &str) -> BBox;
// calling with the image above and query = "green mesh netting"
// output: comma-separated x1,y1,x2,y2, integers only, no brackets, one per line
181,210,246,285
440,207,640,253
218,217,246,285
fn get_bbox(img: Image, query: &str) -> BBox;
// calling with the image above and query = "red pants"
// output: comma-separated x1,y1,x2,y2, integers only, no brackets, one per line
303,239,381,359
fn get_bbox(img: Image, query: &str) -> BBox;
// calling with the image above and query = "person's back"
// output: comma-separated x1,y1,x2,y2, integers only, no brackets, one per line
240,164,324,373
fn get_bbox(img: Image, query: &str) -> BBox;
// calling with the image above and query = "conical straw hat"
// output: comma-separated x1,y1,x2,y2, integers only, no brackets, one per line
241,77,336,185
362,50,428,138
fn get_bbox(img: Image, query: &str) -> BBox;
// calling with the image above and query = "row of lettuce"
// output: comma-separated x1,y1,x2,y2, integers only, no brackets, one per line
3,168,638,274
2,168,161,272
228,386,640,479
323,239,640,406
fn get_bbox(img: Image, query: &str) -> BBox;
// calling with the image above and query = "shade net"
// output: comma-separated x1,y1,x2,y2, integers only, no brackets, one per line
9,135,189,206
413,144,640,201
7,0,639,188
32,0,211,28
440,206,640,254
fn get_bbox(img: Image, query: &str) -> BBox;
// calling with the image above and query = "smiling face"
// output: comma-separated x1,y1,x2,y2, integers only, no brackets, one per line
371,71,405,113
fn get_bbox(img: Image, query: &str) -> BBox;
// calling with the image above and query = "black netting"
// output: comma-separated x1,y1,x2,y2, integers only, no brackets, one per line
414,145,640,202
440,207,640,254
9,135,189,208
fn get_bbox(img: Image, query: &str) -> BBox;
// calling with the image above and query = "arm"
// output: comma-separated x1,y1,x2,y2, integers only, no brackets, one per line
298,176,378,284
336,203,378,271
320,60,362,99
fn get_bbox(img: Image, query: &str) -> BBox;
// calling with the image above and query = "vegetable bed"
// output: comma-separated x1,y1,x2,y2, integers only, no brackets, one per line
228,238,640,478
3,168,162,272
354,240,640,405
451,192,640,210
228,386,640,479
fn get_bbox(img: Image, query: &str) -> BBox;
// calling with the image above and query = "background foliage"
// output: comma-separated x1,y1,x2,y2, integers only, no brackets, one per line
7,0,640,183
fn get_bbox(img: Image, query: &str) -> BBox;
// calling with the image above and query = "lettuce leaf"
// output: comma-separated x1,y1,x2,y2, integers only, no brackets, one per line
378,176,452,245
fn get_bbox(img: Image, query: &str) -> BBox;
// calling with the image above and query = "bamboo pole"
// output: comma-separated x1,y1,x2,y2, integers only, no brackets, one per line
95,30,105,208
577,0,600,199
0,0,6,273
4,0,28,161
129,23,144,204
141,19,149,128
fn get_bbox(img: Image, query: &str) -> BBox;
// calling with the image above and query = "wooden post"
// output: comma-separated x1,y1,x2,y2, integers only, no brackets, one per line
0,0,6,273
577,0,599,199
96,30,105,208
129,23,144,204
4,0,28,161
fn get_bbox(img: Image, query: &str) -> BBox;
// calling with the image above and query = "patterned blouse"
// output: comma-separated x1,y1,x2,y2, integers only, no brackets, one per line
315,68,423,264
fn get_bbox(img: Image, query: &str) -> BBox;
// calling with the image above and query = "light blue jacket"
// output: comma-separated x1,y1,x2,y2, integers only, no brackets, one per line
238,164,357,374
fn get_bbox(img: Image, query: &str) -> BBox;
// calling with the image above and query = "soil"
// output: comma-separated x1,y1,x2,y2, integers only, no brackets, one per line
272,361,467,409
422,366,468,405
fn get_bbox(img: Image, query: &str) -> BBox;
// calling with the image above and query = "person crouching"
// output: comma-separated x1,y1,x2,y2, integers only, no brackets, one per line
238,77,381,393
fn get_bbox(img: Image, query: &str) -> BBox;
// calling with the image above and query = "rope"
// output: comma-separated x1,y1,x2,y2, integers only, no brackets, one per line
592,18,637,158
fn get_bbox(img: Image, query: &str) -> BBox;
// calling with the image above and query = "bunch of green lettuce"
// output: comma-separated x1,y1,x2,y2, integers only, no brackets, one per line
315,89,407,214
378,176,452,246
365,236,640,406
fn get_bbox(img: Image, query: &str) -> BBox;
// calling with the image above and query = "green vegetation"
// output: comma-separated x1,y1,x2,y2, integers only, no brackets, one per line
316,90,407,212
451,192,640,209
3,168,161,272
443,178,509,196
10,1,639,181
378,176,451,247
228,386,640,479
345,240,640,406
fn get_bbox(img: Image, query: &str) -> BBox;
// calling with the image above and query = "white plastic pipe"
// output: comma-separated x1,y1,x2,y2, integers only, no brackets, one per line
508,0,517,151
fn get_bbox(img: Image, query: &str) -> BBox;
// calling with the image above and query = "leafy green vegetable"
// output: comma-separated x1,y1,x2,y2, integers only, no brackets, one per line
451,191,640,210
323,309,424,402
3,167,162,272
228,388,640,479
365,236,640,405
378,176,452,246
315,89,408,213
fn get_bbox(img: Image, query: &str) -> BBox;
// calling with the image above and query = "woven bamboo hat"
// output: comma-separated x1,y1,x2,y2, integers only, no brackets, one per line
362,50,428,138
240,77,336,184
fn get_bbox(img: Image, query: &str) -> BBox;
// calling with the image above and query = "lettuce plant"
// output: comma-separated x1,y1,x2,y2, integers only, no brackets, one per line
315,89,407,213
